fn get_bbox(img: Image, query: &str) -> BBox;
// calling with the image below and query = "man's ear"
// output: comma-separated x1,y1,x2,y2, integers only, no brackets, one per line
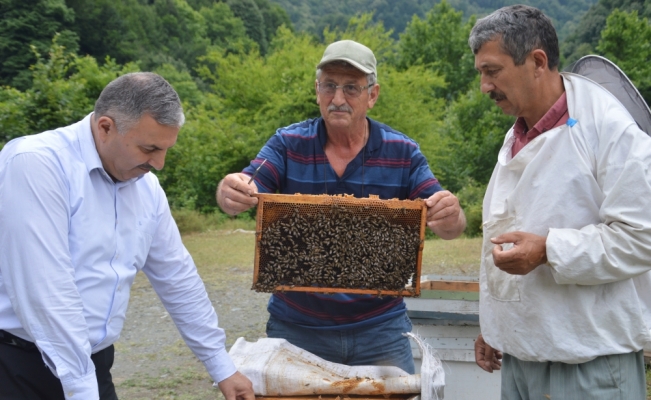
367,83,380,109
315,80,320,105
531,49,549,76
95,116,117,143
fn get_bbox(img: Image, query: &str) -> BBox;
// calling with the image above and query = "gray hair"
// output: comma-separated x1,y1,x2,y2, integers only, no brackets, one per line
468,5,559,70
94,72,185,134
316,61,377,94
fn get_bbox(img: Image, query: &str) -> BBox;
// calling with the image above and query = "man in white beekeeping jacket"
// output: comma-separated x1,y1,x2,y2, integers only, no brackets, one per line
469,4,651,399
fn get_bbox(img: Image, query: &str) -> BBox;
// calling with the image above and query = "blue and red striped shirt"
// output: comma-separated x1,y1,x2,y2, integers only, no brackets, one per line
243,117,443,329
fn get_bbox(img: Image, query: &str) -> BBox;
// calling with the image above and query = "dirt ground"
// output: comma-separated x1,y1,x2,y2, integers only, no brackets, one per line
112,269,271,399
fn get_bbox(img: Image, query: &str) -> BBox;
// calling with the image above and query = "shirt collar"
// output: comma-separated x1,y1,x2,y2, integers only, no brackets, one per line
514,92,568,137
78,113,104,174
317,117,382,154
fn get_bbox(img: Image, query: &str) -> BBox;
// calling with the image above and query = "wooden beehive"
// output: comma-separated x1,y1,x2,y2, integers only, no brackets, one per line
252,193,427,297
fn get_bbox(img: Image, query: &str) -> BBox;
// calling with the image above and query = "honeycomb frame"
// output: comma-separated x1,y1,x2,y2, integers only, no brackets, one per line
252,193,426,297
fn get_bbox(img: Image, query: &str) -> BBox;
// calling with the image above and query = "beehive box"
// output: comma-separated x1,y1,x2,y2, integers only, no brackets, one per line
252,193,427,296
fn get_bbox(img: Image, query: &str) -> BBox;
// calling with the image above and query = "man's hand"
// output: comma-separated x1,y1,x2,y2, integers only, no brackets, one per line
216,173,259,216
475,334,502,373
491,231,548,275
425,190,466,239
217,371,255,400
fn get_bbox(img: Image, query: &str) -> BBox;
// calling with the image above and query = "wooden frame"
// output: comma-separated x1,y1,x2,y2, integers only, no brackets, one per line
252,193,427,297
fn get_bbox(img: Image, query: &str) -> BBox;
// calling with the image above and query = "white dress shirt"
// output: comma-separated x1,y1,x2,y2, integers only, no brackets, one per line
480,73,651,363
0,114,236,399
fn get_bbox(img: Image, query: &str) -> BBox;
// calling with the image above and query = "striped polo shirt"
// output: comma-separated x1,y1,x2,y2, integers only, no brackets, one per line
243,117,443,329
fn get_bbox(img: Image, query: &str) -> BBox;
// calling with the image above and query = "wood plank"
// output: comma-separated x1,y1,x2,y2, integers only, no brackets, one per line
421,280,479,292
267,285,419,297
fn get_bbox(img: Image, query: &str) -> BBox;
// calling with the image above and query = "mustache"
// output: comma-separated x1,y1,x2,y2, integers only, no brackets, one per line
490,91,506,102
138,163,153,170
327,104,353,113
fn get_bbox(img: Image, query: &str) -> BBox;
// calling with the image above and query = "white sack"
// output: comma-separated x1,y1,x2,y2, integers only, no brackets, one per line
229,337,444,399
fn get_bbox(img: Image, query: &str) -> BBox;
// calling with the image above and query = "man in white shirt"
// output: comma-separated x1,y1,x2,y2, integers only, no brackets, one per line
0,72,254,400
470,5,651,399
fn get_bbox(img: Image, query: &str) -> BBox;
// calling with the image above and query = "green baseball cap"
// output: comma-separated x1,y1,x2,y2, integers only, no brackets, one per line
317,40,377,75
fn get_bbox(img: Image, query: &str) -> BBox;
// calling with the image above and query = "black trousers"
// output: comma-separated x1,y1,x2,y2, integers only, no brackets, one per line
0,331,118,400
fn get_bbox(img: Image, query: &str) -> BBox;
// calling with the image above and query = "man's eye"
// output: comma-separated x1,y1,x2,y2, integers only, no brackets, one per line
344,85,358,92
325,83,337,90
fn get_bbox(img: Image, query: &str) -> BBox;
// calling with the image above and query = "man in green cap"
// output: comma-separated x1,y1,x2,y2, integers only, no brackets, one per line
216,40,466,372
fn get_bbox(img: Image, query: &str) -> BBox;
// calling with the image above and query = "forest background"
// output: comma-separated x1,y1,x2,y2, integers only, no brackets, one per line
2,0,651,236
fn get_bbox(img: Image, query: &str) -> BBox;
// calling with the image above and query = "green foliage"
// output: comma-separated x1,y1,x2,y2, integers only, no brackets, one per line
65,0,136,64
322,14,397,65
369,65,446,162
596,9,651,103
64,0,265,77
456,179,486,237
198,26,321,149
255,0,294,40
201,2,257,53
155,101,254,212
397,0,477,99
0,0,79,89
269,0,596,41
171,201,229,234
228,0,268,54
0,37,138,146
430,79,513,193
560,0,650,66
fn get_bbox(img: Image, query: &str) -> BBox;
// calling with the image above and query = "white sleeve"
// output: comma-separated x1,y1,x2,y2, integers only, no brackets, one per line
142,187,236,383
0,153,99,399
547,123,651,285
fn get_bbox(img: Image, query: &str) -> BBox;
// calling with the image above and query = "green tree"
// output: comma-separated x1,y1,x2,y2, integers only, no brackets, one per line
0,0,79,89
322,13,397,65
368,65,446,164
397,0,477,99
202,2,257,53
560,0,650,66
227,0,268,54
0,38,138,146
596,9,651,103
65,0,137,64
254,0,294,40
198,26,321,149
431,79,513,194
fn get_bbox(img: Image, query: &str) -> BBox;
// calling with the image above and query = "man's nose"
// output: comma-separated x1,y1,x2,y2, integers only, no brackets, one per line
149,149,167,170
332,86,347,105
480,75,495,94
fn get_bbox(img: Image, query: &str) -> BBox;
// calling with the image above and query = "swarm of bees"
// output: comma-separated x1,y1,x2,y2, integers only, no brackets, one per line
253,202,423,295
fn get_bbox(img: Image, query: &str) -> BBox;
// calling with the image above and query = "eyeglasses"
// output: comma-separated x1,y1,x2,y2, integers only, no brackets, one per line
317,82,373,98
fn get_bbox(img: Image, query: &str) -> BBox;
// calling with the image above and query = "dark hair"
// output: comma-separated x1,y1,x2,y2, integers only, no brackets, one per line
94,72,184,134
468,5,559,70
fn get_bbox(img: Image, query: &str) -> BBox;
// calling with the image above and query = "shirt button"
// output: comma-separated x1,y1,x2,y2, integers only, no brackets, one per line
67,392,74,397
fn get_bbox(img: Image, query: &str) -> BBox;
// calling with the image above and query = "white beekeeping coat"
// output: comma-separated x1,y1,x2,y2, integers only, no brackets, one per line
480,72,651,363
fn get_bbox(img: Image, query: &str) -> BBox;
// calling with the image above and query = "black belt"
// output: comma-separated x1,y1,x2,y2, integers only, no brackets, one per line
0,330,38,351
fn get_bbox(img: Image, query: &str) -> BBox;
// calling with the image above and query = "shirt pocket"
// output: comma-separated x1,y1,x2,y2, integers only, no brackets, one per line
133,215,158,269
